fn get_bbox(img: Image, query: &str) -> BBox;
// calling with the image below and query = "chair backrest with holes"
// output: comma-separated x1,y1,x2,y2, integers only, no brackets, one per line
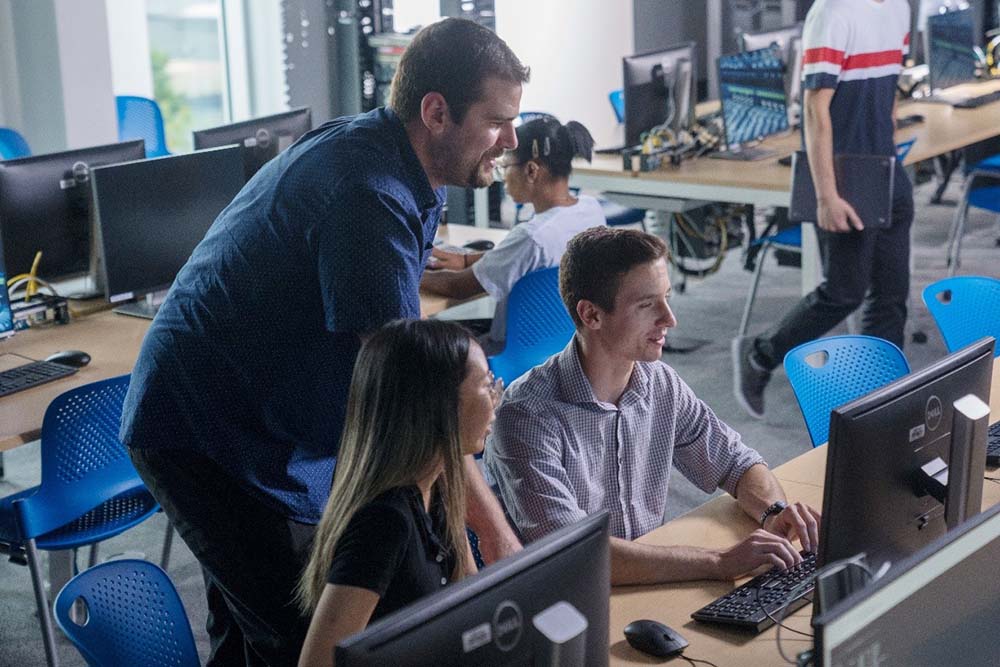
784,335,911,446
54,559,199,667
923,276,1000,357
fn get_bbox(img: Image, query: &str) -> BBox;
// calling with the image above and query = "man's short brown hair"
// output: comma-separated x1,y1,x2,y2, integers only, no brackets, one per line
389,18,530,125
559,228,670,327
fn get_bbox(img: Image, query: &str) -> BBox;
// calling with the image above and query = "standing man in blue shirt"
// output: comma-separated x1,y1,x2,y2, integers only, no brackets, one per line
121,19,529,666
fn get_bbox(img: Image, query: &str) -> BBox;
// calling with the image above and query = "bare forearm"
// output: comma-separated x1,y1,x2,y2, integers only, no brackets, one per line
803,92,838,200
733,463,787,525
420,267,485,299
463,456,522,563
610,537,722,585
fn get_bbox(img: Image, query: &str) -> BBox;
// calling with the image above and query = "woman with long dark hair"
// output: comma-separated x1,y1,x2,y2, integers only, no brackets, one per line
296,319,499,666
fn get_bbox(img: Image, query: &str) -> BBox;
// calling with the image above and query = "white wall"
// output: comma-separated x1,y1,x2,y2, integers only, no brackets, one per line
495,0,634,149
54,0,117,148
106,0,153,98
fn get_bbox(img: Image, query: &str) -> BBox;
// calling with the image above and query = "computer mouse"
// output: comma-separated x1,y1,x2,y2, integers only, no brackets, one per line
45,349,92,368
623,619,688,658
463,239,495,252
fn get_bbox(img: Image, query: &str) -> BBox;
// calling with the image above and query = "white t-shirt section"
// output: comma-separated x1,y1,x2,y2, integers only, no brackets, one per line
472,194,606,350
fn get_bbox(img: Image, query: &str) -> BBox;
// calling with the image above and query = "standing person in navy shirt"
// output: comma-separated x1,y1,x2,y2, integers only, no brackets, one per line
121,18,529,666
735,0,914,419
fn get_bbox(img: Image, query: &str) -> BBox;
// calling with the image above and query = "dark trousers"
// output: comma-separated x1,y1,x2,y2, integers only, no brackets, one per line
754,172,914,370
129,447,315,667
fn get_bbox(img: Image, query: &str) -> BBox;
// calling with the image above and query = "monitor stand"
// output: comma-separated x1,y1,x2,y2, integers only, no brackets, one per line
112,292,165,320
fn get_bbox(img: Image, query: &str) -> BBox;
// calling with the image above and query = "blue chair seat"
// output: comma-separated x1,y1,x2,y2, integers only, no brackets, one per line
967,185,1000,213
600,199,647,227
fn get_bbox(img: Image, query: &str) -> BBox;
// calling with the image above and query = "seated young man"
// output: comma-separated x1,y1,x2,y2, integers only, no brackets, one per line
485,227,821,585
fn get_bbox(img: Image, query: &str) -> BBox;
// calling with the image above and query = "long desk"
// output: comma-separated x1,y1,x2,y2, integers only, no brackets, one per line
608,357,1000,665
0,223,508,452
571,79,1000,294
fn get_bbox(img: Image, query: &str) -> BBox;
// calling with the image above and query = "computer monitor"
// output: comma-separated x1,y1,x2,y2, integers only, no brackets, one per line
819,337,994,577
192,107,312,181
926,7,978,93
0,141,146,289
717,46,790,151
814,501,1000,667
336,512,610,666
622,42,697,148
91,145,246,318
739,23,803,60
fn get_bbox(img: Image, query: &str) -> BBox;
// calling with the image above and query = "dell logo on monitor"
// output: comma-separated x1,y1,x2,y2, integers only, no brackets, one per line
492,600,523,652
926,395,943,431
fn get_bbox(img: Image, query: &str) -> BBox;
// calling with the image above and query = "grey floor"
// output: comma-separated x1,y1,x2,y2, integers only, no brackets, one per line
1,176,997,666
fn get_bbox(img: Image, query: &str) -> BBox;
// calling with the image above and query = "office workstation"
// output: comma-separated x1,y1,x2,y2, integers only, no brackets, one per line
3,1,1000,666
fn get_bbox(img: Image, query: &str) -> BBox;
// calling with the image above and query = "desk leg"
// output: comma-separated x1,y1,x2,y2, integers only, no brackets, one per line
801,223,823,296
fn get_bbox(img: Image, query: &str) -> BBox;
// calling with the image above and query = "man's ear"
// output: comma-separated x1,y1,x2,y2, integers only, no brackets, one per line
576,299,603,331
420,92,450,135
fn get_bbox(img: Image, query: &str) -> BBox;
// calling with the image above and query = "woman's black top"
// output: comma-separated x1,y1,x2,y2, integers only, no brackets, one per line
326,485,457,622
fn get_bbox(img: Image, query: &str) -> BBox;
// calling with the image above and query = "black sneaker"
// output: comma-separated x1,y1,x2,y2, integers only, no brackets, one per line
732,336,771,419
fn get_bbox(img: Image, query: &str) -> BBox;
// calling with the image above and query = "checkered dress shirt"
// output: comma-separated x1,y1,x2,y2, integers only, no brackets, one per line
484,338,766,541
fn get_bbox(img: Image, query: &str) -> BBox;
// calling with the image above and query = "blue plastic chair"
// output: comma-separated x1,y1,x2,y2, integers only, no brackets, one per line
946,153,1000,275
0,375,163,667
784,335,911,447
54,559,198,667
0,127,31,159
115,95,171,158
488,267,575,385
609,89,625,124
923,276,1000,357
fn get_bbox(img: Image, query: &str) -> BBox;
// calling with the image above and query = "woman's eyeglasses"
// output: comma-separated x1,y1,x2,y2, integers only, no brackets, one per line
488,371,504,409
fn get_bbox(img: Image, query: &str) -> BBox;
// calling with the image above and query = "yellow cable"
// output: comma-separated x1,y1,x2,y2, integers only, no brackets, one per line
26,251,42,299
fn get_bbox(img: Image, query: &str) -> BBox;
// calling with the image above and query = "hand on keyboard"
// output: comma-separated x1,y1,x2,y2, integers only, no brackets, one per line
761,501,821,553
715,529,802,580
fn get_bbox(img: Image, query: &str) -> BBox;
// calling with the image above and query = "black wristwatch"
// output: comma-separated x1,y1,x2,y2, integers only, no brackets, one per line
760,500,788,528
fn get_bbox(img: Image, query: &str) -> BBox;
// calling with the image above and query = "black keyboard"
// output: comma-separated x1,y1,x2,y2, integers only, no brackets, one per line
952,90,1000,109
987,422,1000,467
691,552,817,633
0,360,78,398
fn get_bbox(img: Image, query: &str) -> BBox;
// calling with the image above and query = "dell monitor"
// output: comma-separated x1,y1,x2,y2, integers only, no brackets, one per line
819,337,994,579
622,42,697,148
0,141,146,293
715,46,790,159
91,145,246,318
192,107,312,181
336,512,610,666
739,23,803,59
926,7,978,93
814,500,1000,667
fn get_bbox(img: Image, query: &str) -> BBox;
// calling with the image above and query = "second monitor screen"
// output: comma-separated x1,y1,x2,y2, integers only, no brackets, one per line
718,47,789,148
92,145,246,303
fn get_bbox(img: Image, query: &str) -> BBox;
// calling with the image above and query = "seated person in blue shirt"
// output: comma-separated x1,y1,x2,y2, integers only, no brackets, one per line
485,227,821,585
296,319,499,667
421,118,606,353
121,18,529,664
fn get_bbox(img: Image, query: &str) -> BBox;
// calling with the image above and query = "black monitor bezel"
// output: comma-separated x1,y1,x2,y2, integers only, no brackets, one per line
0,140,145,282
622,42,698,148
818,336,995,573
192,107,312,180
336,512,610,665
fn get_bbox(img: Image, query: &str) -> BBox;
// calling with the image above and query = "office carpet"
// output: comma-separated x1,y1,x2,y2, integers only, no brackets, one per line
1,176,997,665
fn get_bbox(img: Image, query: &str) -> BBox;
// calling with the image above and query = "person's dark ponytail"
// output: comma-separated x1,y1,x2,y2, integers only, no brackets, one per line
514,118,594,179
